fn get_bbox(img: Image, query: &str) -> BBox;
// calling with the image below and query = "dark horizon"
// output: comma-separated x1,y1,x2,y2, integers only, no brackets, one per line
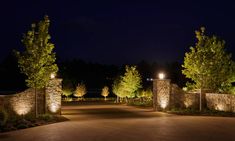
1,1,235,65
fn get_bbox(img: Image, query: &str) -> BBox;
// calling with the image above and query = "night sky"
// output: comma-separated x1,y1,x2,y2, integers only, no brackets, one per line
1,0,235,65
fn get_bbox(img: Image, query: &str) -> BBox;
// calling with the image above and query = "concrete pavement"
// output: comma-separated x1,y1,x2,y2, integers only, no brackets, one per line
1,103,235,141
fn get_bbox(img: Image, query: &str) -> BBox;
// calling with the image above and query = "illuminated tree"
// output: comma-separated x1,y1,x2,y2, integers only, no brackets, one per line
101,86,109,100
112,66,142,102
62,87,73,101
62,81,74,101
121,66,142,98
137,89,152,100
74,83,87,99
15,16,58,117
182,27,235,92
112,77,123,102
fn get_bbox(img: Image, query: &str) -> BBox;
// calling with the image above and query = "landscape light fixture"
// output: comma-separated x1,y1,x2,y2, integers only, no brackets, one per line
50,73,56,79
158,73,165,80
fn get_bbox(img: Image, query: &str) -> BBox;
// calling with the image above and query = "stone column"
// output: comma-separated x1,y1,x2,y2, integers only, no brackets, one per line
153,79,171,111
153,79,157,111
45,78,62,114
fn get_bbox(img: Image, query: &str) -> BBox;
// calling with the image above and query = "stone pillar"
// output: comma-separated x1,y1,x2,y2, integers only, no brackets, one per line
45,78,62,114
153,80,157,111
153,79,171,111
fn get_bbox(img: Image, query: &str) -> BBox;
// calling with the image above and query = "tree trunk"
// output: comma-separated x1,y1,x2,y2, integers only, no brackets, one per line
115,96,117,103
44,88,46,114
125,97,128,103
142,97,144,103
35,88,38,118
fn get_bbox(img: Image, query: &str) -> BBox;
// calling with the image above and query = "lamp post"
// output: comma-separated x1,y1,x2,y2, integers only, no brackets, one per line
153,72,171,111
50,73,56,79
158,73,165,80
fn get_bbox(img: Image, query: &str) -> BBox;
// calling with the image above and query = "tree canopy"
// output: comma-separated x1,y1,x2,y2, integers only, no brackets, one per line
74,83,87,98
101,86,109,100
112,65,142,98
112,76,124,98
15,15,58,89
182,27,235,92
137,89,152,100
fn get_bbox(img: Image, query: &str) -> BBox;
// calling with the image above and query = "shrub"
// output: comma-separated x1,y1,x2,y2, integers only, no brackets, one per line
0,109,8,126
228,86,235,94
24,113,36,122
137,89,152,100
63,97,73,102
62,88,73,98
17,123,28,129
38,114,53,122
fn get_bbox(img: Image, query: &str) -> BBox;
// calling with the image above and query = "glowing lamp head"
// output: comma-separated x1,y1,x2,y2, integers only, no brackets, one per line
50,73,56,79
158,73,165,80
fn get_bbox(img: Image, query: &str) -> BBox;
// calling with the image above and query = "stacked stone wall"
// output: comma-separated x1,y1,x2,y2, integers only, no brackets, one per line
206,93,235,112
0,79,62,117
169,84,200,109
170,84,185,109
0,89,44,116
183,93,199,109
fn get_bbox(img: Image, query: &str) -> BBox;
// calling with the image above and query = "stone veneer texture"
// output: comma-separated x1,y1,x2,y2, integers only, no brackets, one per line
0,88,45,116
45,79,62,114
0,78,62,116
156,79,171,110
206,93,235,112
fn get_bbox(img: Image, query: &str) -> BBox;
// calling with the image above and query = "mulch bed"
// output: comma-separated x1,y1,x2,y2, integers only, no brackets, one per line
0,115,68,133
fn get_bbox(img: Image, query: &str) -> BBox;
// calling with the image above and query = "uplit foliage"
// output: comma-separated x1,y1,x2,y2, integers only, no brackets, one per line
101,86,109,100
112,77,124,99
62,88,73,98
62,82,73,98
112,66,142,99
121,66,142,98
74,83,87,98
229,87,235,95
182,27,235,92
15,15,58,89
15,16,58,117
137,89,152,100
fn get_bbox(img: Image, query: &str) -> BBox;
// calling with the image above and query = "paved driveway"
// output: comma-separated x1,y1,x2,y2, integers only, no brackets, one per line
1,103,235,141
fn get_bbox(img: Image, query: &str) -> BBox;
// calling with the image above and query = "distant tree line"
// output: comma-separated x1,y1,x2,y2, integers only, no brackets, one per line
0,54,187,96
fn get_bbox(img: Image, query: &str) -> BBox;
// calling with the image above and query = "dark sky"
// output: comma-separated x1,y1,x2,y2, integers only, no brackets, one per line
1,0,235,65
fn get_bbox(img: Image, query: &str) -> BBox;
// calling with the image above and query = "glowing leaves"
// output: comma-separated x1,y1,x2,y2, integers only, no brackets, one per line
182,27,235,92
101,86,109,100
15,15,58,89
112,65,142,98
74,83,87,98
